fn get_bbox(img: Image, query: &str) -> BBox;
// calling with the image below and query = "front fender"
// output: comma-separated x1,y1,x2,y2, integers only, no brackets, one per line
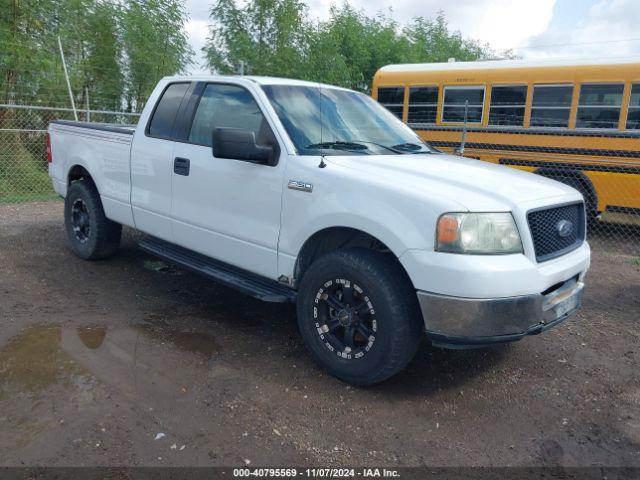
278,190,434,278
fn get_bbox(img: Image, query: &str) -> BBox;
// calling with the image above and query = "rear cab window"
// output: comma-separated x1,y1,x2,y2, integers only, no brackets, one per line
147,82,191,139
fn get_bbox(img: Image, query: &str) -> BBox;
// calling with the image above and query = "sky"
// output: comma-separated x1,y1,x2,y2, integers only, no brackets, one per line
184,0,640,74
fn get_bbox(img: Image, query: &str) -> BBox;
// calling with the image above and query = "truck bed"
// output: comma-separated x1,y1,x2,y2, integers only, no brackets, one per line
48,119,137,228
51,119,137,135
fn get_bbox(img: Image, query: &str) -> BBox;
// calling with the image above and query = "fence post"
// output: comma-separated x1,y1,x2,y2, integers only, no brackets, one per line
455,100,469,155
85,87,90,122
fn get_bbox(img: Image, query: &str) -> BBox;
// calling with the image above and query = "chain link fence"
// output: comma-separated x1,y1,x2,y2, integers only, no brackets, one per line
1,103,638,258
0,104,139,203
426,138,640,258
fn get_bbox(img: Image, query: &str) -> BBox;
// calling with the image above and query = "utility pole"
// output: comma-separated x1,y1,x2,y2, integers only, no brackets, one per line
58,36,78,121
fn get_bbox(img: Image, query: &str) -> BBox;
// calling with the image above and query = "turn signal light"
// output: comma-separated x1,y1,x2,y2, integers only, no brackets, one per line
45,132,52,163
437,215,459,244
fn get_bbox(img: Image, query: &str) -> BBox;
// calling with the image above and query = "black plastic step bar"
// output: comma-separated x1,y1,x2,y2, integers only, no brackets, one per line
139,237,297,303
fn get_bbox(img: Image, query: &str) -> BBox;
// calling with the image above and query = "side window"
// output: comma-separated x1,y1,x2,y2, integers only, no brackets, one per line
147,82,190,139
530,84,573,128
576,83,624,129
442,86,484,123
189,84,267,147
407,86,438,124
489,85,527,126
376,87,404,119
626,83,640,130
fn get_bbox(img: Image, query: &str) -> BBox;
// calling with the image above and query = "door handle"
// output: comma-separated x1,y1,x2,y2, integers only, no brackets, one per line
173,157,190,176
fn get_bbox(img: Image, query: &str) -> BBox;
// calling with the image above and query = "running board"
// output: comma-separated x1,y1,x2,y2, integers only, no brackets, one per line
139,237,296,303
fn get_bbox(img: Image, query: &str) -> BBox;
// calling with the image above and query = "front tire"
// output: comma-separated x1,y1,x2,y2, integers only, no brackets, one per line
64,179,122,260
296,248,423,386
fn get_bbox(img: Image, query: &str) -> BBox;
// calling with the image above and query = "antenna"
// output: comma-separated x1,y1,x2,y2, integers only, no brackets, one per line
318,83,326,168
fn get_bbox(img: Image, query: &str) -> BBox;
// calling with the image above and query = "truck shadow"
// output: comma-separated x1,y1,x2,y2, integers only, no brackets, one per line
107,233,515,397
371,341,512,396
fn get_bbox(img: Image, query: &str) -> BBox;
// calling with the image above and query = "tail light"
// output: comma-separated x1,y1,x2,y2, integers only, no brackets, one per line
45,132,52,163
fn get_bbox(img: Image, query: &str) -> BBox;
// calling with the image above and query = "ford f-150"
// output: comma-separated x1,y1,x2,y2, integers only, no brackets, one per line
47,76,590,385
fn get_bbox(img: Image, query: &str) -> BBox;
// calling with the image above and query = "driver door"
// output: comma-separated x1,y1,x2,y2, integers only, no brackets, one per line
170,82,285,279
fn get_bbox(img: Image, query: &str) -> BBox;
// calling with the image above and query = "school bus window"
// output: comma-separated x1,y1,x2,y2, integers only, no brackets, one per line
442,86,484,123
627,83,640,129
376,87,404,119
576,83,624,129
488,85,527,126
408,86,438,124
530,84,573,128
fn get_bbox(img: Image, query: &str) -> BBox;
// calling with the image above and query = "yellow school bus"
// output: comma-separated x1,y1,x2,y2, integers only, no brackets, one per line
372,58,640,220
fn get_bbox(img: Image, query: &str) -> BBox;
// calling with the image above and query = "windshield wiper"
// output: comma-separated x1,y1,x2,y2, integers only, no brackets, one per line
391,142,433,153
310,140,404,154
306,141,369,151
306,140,429,155
350,140,405,154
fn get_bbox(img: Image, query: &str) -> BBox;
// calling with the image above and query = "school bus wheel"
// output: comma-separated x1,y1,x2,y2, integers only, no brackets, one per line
534,168,599,223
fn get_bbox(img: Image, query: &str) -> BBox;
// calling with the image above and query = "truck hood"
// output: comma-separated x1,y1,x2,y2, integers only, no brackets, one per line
327,153,579,211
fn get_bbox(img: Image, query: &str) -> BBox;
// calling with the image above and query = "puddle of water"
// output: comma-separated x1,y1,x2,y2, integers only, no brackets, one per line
137,321,221,357
0,325,87,396
75,326,107,350
0,319,220,401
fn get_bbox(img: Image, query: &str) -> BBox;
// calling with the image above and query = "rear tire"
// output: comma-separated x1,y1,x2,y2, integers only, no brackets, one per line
296,248,423,386
64,179,121,260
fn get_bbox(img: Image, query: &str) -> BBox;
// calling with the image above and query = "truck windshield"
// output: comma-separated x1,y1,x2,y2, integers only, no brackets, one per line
262,85,438,156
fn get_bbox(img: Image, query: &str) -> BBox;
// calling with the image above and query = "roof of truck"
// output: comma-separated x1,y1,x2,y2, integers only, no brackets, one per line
162,75,350,90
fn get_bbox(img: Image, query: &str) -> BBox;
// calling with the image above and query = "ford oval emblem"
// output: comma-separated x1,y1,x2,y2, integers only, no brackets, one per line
556,219,574,238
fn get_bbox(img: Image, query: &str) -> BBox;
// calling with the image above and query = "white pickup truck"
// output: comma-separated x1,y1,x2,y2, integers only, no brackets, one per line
47,76,590,385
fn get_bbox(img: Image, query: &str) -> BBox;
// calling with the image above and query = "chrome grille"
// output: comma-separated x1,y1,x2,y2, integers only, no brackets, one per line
528,202,585,262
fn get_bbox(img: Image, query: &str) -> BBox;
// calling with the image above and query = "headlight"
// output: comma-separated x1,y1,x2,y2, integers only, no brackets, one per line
436,212,522,254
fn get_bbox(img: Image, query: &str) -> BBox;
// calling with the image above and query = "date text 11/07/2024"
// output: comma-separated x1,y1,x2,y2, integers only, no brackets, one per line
232,468,401,478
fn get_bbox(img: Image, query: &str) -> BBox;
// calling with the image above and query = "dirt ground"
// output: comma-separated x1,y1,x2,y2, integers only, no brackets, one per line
0,201,639,468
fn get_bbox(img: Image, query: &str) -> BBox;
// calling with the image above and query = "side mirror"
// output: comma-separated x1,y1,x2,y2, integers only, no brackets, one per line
212,128,276,165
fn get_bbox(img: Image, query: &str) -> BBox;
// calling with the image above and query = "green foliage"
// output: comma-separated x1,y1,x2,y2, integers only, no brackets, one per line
0,0,193,112
403,13,490,63
1,0,193,203
122,0,193,110
204,2,498,92
0,134,55,202
205,0,307,78
85,2,125,111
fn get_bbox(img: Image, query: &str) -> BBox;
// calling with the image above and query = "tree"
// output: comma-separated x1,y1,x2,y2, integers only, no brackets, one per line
403,12,491,64
203,1,495,92
1,0,193,114
84,1,125,111
122,0,193,110
205,0,308,77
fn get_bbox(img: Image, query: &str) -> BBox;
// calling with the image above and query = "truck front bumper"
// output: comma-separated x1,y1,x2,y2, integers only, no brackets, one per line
418,275,585,348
